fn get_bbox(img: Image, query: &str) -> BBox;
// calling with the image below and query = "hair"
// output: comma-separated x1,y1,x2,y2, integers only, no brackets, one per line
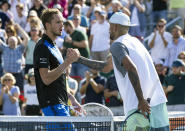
178,51,185,58
41,8,61,29
157,18,167,25
173,25,183,32
5,25,17,36
64,20,75,29
1,73,16,85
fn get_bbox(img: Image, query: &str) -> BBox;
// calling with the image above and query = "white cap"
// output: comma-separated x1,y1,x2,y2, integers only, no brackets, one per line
109,12,136,26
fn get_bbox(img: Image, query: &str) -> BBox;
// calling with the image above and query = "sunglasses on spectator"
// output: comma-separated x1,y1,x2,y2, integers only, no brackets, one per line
180,57,185,59
4,79,12,82
31,29,37,32
6,30,14,33
157,25,165,28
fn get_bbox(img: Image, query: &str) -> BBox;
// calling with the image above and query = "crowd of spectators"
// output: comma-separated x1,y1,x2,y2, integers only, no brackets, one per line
0,0,185,116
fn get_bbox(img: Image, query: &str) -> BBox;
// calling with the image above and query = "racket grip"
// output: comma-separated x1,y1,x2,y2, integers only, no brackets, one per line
147,98,151,104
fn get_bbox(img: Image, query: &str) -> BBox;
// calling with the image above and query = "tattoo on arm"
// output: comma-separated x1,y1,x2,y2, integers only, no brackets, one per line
128,70,144,101
77,56,107,71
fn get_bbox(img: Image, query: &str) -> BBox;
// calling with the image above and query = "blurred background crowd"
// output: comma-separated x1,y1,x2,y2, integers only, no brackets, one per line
0,0,185,116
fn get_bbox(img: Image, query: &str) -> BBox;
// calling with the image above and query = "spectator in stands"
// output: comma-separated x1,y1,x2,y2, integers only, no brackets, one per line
107,0,130,20
163,59,185,111
68,4,89,28
129,0,146,40
29,0,47,18
0,23,29,92
77,0,90,16
0,18,7,42
48,0,68,18
89,10,110,61
9,0,29,17
178,51,185,63
148,19,172,63
104,73,123,116
25,10,42,33
72,15,87,35
0,9,11,29
66,64,78,96
0,0,13,20
178,51,185,72
86,0,104,23
154,59,167,84
0,73,21,115
164,25,185,69
22,68,41,116
25,25,41,74
152,0,168,24
80,69,105,104
14,3,27,29
63,20,90,81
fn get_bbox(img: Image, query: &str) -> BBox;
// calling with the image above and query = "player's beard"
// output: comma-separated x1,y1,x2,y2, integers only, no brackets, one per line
52,29,61,37
110,32,115,40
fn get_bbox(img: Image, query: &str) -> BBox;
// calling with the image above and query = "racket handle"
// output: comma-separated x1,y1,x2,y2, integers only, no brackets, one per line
147,98,151,104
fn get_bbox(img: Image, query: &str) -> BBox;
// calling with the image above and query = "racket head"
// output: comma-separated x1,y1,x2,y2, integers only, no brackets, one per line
124,111,150,131
82,102,114,117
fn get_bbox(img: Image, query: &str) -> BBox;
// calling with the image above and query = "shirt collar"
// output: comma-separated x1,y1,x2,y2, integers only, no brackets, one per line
42,34,55,46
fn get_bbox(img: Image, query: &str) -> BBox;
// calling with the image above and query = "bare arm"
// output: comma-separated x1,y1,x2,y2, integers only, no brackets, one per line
14,23,29,46
72,40,88,48
149,33,156,49
104,89,118,99
8,91,19,104
89,79,104,94
134,0,145,12
122,55,150,115
89,35,93,50
40,49,80,85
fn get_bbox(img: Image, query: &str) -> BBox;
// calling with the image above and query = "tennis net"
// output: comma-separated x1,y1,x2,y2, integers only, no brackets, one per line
0,112,184,131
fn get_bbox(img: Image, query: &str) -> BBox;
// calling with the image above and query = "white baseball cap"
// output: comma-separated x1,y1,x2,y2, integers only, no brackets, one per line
109,12,137,26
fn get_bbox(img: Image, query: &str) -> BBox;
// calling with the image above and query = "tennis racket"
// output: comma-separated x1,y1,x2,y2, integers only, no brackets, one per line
123,79,160,131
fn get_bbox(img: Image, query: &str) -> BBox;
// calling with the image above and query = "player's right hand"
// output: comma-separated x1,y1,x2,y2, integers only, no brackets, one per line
66,48,81,63
138,99,151,118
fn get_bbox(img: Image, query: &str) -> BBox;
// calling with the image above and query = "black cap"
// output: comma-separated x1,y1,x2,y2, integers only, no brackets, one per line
172,59,185,67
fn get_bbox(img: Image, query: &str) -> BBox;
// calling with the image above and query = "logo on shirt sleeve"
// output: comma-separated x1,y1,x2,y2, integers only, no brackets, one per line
40,58,47,64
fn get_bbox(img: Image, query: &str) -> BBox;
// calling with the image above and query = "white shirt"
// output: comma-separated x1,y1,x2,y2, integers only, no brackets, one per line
14,14,27,29
148,31,172,62
111,34,167,115
90,20,110,52
24,84,39,105
131,7,139,26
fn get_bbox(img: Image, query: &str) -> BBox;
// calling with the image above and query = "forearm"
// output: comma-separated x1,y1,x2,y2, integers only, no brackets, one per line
73,40,88,48
134,1,145,12
16,24,29,45
161,36,168,47
149,36,156,48
77,56,107,71
0,93,3,105
8,92,18,104
128,68,144,101
104,90,114,99
89,79,101,93
80,82,89,94
40,60,71,85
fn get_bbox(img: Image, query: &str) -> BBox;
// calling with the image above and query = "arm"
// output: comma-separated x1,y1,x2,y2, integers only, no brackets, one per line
0,90,4,105
164,85,174,95
80,71,91,95
89,79,104,94
148,33,156,49
161,34,168,47
104,89,118,99
40,48,80,85
77,55,113,72
8,91,19,104
14,23,29,47
72,40,88,48
89,35,93,50
122,55,150,115
134,0,145,12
